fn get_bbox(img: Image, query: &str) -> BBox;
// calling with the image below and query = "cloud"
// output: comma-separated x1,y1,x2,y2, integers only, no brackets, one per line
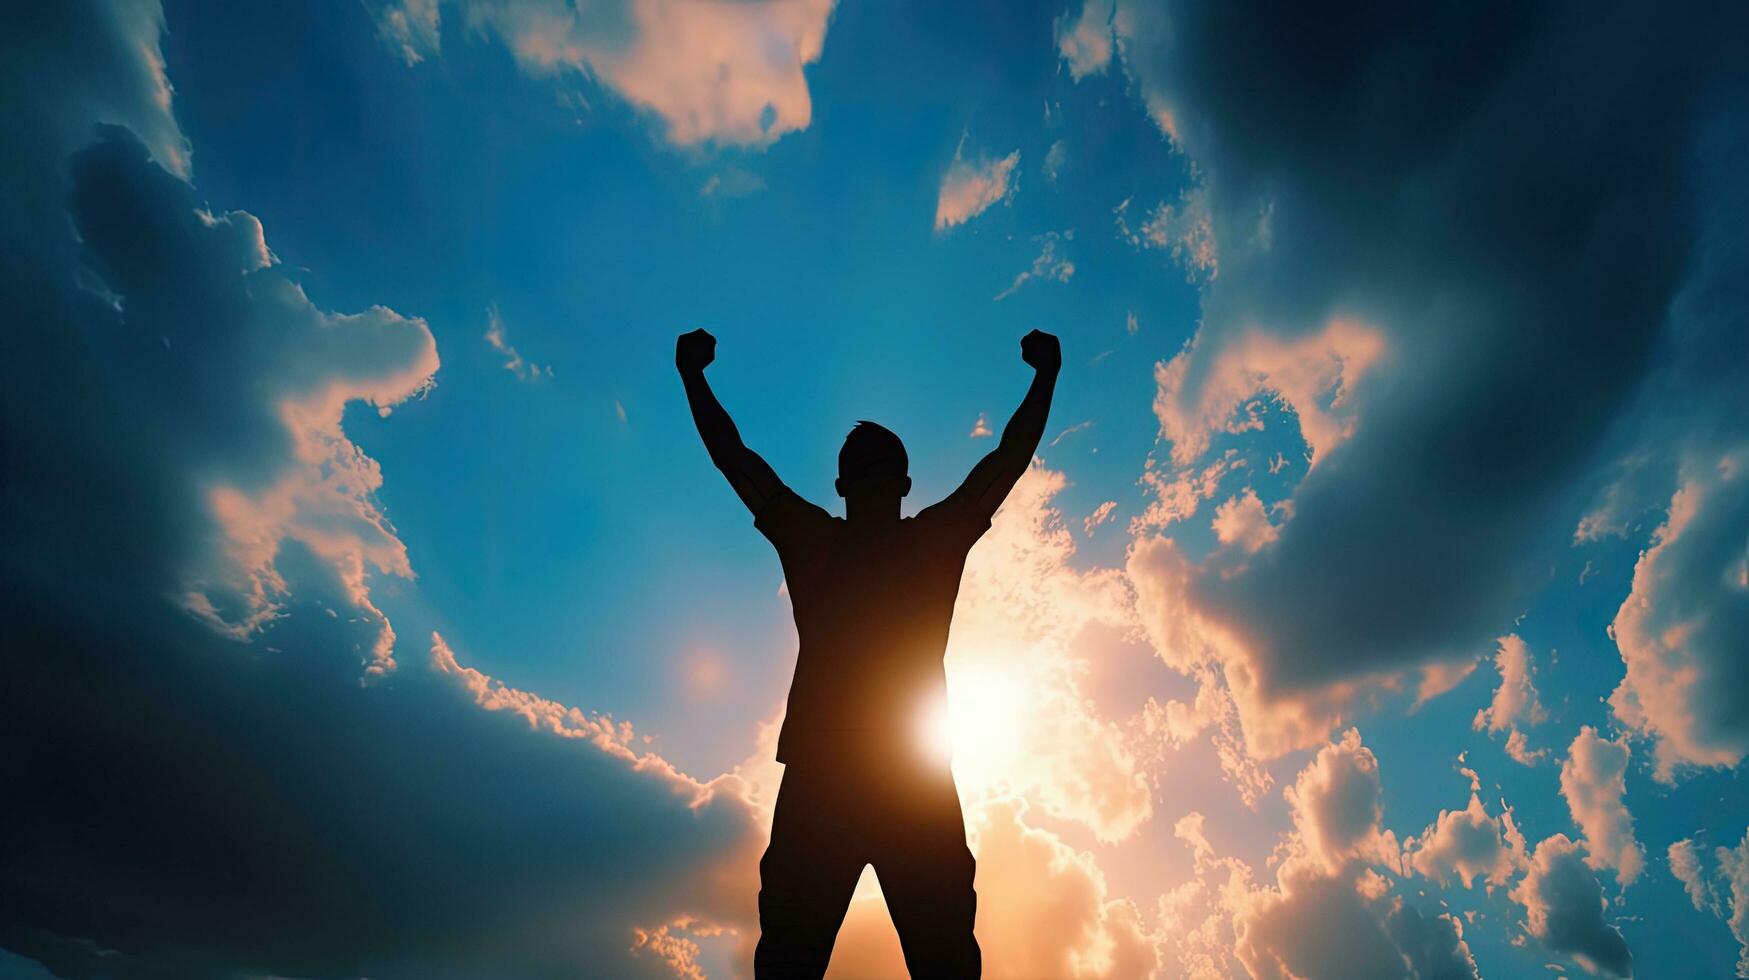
1670,838,1722,916
1229,729,1476,980
994,231,1076,300
484,305,551,382
1044,139,1068,185
1084,500,1117,534
1473,634,1550,765
969,412,993,438
1283,728,1397,875
1473,635,1548,733
1724,831,1749,978
1608,451,1749,780
370,0,836,146
1211,487,1278,555
1510,835,1634,978
1558,727,1645,887
824,799,1158,978
1404,791,1527,891
1053,0,1114,80
1665,829,1749,975
1116,188,1217,281
934,143,1019,231
0,5,764,973
1103,0,1749,760
946,465,1152,843
700,166,767,199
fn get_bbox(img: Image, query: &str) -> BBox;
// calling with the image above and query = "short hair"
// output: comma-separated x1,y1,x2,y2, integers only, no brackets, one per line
839,420,908,480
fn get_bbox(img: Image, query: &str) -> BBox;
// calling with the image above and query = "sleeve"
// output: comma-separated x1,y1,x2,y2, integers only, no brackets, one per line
753,486,834,564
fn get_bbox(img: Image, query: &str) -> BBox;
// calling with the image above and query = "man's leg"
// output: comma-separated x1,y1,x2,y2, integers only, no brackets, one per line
755,764,865,979
873,775,981,978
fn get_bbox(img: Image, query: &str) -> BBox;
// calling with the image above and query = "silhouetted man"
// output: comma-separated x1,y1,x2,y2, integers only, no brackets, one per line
677,327,1060,979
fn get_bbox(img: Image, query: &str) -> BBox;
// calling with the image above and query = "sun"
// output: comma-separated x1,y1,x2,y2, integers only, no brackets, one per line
916,656,1031,794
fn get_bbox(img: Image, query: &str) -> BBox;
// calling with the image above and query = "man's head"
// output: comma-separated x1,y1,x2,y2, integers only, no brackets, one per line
836,421,911,505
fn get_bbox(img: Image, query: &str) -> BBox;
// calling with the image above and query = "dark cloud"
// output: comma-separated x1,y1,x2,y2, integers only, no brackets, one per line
0,4,759,976
1106,0,1749,751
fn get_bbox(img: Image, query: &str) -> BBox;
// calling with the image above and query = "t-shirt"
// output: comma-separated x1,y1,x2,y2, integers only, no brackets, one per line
755,488,991,765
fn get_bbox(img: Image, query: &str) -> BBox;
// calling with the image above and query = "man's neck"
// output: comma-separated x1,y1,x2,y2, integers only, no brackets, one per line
845,497,902,524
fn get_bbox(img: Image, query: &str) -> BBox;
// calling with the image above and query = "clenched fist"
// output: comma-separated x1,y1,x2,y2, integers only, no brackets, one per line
676,328,716,374
1021,329,1061,374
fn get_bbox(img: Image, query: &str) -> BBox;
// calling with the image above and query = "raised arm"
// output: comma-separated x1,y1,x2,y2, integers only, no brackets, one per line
936,329,1061,520
676,328,785,515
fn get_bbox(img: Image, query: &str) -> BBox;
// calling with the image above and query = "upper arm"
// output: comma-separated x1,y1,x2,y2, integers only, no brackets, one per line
716,445,787,517
931,444,1028,525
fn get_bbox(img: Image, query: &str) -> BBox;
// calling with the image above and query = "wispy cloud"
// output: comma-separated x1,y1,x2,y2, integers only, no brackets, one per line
484,305,551,382
994,231,1074,300
934,139,1019,231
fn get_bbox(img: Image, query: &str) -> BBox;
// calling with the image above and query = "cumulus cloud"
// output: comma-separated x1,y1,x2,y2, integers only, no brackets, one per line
994,231,1075,300
1230,729,1476,980
823,799,1158,978
1608,451,1749,780
1103,0,1749,760
1558,727,1645,887
934,142,1020,231
1404,791,1527,892
1473,635,1548,733
1283,729,1397,875
370,0,836,146
1473,634,1550,765
945,465,1152,843
1510,834,1634,978
0,5,764,974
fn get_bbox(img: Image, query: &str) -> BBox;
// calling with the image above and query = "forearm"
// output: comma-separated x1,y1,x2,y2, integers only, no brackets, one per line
997,365,1058,460
681,368,748,466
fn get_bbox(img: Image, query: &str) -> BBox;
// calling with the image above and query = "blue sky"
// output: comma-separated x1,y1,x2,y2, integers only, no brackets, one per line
3,1,1747,978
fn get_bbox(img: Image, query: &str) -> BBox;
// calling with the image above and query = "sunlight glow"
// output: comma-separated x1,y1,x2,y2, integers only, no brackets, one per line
918,658,1030,793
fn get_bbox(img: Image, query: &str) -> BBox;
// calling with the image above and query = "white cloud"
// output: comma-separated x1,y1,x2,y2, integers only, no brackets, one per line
1662,829,1749,976
994,231,1075,300
1558,727,1645,887
1404,791,1527,890
1608,449,1749,780
484,305,550,382
934,143,1019,231
1084,500,1117,534
1510,834,1634,978
371,0,836,146
1211,488,1278,555
1723,830,1749,978
969,412,993,438
1053,0,1115,80
947,465,1152,842
1117,187,1217,281
1283,728,1398,875
824,798,1159,978
1671,838,1721,915
1473,635,1548,734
